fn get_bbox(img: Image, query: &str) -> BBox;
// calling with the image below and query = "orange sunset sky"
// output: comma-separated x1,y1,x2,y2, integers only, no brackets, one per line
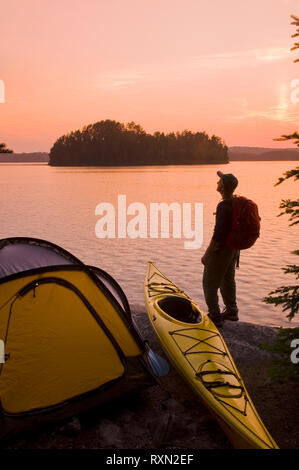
1,0,298,153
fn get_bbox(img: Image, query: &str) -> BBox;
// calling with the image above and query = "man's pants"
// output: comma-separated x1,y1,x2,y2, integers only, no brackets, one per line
203,248,238,315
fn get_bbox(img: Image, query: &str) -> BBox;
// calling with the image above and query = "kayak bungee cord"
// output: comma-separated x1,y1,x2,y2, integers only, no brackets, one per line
169,327,249,417
146,268,189,298
170,329,227,357
146,282,184,297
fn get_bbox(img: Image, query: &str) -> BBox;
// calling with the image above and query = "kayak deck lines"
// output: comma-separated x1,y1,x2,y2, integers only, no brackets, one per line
146,269,190,298
197,369,243,392
169,328,228,357
169,327,249,417
146,282,185,297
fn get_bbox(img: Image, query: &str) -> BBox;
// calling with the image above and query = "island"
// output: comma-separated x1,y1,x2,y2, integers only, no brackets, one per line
48,120,228,166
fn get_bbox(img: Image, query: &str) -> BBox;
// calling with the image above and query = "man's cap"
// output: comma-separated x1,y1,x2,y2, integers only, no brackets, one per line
217,171,238,191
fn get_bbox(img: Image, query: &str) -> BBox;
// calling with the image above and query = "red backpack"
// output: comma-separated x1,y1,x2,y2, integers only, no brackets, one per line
225,196,261,250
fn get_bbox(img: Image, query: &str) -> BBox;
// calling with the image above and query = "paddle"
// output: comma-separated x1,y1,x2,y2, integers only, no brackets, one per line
146,347,170,377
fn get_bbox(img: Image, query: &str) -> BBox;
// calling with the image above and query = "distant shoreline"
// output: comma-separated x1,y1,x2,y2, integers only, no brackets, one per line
0,152,49,163
0,147,298,164
229,147,299,162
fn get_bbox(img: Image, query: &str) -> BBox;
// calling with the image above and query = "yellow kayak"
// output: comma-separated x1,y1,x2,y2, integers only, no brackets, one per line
144,262,279,449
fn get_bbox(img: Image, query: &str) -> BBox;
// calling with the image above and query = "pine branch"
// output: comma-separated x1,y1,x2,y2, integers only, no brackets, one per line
275,167,299,186
263,285,299,321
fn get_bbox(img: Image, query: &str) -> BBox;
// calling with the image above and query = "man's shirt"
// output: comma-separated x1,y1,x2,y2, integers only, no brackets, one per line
212,197,233,246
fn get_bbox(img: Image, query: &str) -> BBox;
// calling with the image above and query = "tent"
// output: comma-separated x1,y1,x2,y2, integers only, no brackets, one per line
0,237,156,442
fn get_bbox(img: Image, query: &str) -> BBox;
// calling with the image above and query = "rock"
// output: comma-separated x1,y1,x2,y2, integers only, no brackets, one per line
162,397,186,414
96,419,123,448
148,413,171,448
163,413,195,442
58,417,81,437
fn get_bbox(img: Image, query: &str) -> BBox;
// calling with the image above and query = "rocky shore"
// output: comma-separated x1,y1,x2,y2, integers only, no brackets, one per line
7,306,299,449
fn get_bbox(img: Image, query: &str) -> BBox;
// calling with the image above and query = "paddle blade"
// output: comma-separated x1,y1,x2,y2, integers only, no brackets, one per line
146,348,170,377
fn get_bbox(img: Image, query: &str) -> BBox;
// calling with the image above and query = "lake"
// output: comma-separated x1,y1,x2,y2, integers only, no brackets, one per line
1,161,298,327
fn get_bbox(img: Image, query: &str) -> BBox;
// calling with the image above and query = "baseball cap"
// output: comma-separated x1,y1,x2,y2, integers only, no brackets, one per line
217,171,238,191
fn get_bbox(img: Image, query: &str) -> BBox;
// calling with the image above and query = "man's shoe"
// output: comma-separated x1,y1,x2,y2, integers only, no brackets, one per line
208,313,224,328
222,308,239,322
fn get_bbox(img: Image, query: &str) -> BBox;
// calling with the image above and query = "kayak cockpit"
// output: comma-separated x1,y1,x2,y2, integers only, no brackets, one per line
157,296,202,324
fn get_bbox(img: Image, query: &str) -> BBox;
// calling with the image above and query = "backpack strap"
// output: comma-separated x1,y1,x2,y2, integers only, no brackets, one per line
236,251,240,269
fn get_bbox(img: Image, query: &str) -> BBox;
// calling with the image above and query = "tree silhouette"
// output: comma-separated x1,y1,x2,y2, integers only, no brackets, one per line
264,15,299,320
49,120,228,166
0,143,13,153
262,14,299,380
291,14,299,62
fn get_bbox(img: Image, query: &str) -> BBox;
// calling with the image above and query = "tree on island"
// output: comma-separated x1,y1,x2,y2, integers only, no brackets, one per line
49,120,228,166
0,143,13,153
262,15,299,380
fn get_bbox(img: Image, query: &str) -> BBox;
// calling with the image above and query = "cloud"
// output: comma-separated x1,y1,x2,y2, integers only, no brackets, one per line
95,46,291,92
189,47,291,70
224,83,298,124
233,109,298,122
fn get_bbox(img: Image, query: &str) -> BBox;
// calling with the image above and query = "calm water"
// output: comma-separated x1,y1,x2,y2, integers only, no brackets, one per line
1,161,298,327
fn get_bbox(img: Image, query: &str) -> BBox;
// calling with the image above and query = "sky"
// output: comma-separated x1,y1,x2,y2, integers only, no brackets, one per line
0,0,298,152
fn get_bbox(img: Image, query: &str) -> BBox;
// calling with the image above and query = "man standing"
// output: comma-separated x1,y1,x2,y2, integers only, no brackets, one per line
201,171,239,327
